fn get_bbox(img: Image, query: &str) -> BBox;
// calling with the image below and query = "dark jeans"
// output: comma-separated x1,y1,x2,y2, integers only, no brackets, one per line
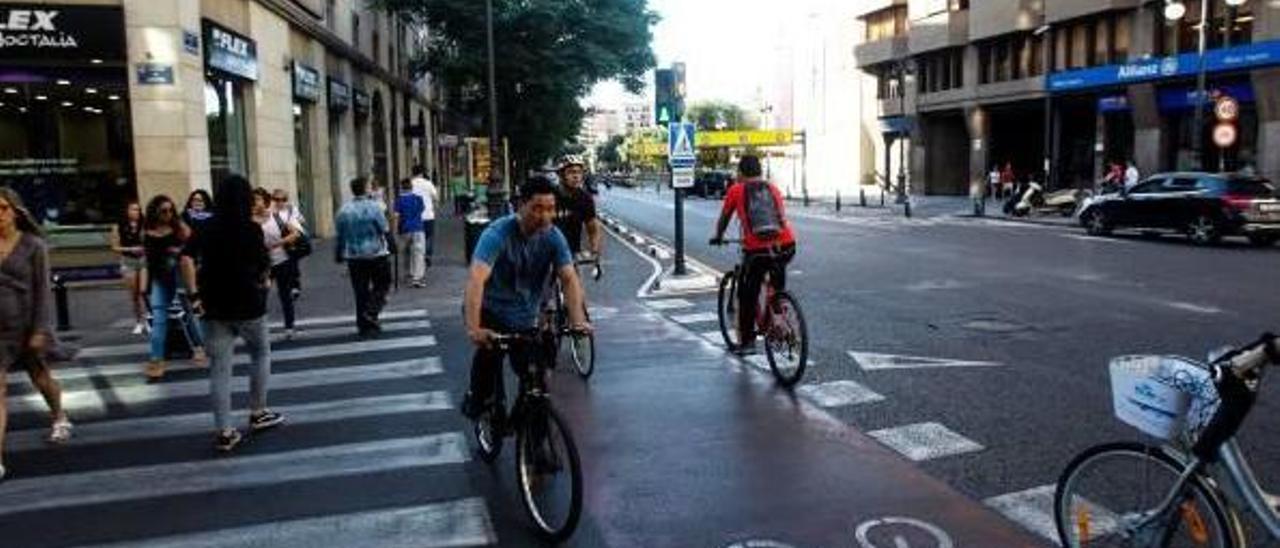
468,310,544,406
347,256,391,332
738,243,796,344
271,260,300,329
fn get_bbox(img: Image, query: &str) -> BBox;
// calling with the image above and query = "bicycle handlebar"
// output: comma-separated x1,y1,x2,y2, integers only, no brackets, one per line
1213,332,1279,376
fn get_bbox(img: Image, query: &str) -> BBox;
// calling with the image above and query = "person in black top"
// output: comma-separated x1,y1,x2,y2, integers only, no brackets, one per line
552,155,603,257
181,175,284,453
182,189,215,242
142,195,205,379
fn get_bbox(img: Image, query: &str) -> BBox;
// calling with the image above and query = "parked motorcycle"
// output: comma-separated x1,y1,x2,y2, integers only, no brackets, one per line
1006,182,1090,217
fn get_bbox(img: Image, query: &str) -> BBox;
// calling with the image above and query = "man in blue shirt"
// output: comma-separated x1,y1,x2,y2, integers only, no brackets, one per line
461,177,590,416
394,178,428,288
335,176,391,337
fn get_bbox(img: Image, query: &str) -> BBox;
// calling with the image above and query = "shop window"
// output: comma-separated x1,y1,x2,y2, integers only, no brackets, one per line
205,76,249,185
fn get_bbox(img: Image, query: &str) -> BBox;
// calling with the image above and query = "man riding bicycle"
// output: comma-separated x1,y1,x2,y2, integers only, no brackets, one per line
462,177,591,417
553,155,604,261
710,155,796,355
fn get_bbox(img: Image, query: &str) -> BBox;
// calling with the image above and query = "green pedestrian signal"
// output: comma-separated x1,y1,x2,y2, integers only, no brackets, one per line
658,106,671,124
655,69,675,126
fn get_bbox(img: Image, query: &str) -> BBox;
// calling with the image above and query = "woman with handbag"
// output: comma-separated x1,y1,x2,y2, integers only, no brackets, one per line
255,189,303,339
0,188,73,483
270,189,308,300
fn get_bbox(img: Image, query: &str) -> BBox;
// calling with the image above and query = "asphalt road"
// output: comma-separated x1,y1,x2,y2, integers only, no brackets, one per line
599,185,1280,541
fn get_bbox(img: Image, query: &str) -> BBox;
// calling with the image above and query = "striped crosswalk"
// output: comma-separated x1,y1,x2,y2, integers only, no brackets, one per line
0,309,498,547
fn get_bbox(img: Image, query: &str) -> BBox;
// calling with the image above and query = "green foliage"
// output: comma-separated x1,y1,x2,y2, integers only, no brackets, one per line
595,134,626,170
686,101,758,132
375,0,658,175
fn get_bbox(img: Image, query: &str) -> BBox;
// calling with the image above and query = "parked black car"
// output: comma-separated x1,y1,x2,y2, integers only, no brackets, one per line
1077,172,1280,246
692,171,731,198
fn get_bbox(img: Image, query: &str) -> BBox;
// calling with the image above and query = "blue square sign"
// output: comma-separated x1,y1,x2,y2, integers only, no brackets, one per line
668,122,696,164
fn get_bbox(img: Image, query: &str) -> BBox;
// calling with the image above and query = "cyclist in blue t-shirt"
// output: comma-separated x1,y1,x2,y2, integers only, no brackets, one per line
461,177,591,416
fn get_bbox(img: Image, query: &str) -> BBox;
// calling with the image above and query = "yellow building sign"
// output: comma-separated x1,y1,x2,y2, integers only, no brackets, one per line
699,129,796,148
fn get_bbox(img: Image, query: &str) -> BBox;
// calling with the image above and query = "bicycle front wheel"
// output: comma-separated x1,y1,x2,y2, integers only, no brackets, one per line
763,291,808,387
1054,442,1233,548
516,403,583,542
717,271,740,349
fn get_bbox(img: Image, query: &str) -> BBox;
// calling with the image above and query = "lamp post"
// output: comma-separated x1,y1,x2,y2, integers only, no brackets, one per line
484,0,505,219
1034,22,1053,190
895,59,913,218
1163,0,1248,172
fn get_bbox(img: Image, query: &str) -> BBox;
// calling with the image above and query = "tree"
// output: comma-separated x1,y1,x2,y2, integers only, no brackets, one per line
686,101,758,132
596,134,626,170
375,0,658,179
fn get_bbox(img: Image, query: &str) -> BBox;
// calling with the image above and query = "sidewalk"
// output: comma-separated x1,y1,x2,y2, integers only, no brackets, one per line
426,212,1048,546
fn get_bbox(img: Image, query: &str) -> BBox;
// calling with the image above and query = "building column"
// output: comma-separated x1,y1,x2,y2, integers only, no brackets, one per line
247,3,295,198
123,0,208,203
1252,67,1280,185
1128,83,1161,175
966,105,989,194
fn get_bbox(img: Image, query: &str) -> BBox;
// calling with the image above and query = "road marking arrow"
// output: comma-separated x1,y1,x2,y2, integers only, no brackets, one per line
848,351,1002,371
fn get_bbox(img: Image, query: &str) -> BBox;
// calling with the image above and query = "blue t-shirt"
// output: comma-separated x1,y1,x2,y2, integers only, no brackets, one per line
472,215,572,329
395,194,425,234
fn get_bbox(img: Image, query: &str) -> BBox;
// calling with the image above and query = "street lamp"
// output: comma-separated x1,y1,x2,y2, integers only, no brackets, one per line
1163,0,1249,172
484,0,505,219
1034,23,1053,190
894,59,913,217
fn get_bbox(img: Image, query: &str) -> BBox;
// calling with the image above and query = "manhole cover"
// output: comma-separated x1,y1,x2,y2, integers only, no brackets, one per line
962,319,1027,333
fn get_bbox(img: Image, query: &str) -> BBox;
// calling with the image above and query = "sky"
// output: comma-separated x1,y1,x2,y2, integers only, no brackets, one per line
587,0,819,110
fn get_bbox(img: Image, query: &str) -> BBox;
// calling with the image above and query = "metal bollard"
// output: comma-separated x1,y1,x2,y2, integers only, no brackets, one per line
53,274,71,331
859,188,866,208
835,190,841,212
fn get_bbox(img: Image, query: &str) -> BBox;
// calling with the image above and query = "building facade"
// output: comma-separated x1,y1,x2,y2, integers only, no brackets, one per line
0,0,438,237
855,0,1280,196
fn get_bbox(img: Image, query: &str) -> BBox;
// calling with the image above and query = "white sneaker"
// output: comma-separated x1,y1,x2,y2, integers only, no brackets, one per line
132,322,145,335
0,463,6,482
46,418,73,444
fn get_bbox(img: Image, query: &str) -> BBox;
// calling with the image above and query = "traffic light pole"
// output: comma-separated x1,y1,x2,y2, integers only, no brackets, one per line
673,164,687,276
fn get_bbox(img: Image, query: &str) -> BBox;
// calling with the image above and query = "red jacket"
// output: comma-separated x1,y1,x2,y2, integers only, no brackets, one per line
721,178,795,251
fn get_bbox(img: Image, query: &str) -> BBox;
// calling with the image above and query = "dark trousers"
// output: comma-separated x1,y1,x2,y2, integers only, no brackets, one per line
271,260,300,329
739,244,795,344
468,311,543,404
347,256,391,332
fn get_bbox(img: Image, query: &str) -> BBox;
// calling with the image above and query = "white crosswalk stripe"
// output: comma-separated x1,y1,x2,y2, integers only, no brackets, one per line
76,319,433,359
797,380,885,408
2,314,498,547
867,422,985,462
671,311,718,324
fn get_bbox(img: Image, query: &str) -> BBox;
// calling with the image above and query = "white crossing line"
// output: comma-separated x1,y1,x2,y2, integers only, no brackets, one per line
699,330,725,347
670,311,719,325
270,309,427,330
86,498,497,548
8,357,441,415
744,354,816,371
5,391,451,453
77,320,432,359
796,380,885,408
848,351,1001,371
0,433,469,517
984,485,1122,543
13,335,438,387
867,422,984,462
646,298,695,310
1165,301,1223,315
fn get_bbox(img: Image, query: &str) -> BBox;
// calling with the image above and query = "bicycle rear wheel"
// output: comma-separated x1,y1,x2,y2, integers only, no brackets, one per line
717,271,740,349
763,291,808,387
516,403,583,542
1054,442,1233,548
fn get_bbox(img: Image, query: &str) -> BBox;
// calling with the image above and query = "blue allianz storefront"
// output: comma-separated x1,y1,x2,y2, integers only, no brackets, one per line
1047,39,1280,185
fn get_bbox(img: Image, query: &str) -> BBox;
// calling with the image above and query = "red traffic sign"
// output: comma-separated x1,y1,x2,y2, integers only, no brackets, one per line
1215,96,1239,122
1213,123,1238,148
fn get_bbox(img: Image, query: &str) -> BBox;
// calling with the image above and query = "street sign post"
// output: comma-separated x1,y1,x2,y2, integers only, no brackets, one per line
668,120,696,276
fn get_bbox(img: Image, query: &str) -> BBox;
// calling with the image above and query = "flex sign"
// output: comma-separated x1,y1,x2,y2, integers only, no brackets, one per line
0,5,124,61
204,21,258,81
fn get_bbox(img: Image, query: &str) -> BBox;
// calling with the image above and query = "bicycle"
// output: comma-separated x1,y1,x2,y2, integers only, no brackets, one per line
1054,332,1280,548
710,238,808,387
471,331,585,542
545,256,603,379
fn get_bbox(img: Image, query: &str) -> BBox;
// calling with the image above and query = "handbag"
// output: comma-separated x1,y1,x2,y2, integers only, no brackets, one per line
275,213,312,260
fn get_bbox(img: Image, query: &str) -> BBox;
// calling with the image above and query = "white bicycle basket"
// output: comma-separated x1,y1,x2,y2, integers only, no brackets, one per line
1109,355,1220,443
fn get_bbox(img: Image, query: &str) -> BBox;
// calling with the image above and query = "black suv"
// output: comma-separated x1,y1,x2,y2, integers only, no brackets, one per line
692,171,731,198
1078,172,1279,246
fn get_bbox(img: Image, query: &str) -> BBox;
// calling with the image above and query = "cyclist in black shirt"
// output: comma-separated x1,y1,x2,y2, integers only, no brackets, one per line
552,155,603,258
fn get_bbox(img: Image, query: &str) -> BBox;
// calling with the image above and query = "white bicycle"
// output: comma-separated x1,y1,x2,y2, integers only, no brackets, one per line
1054,333,1279,547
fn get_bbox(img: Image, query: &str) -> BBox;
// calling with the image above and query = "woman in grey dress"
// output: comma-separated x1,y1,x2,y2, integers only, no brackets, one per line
0,187,72,483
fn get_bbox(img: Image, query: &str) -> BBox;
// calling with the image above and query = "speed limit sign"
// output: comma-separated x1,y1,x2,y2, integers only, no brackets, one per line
1213,123,1238,148
1215,97,1239,122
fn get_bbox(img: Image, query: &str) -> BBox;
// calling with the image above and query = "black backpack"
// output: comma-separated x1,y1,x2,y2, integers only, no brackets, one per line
743,180,783,239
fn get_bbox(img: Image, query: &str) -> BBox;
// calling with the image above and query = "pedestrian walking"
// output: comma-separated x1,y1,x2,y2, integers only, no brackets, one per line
180,175,284,452
410,165,438,271
394,179,427,288
335,177,392,338
0,187,73,483
111,201,149,335
987,166,1001,200
1000,162,1016,200
182,190,215,240
1124,160,1141,190
253,188,303,340
142,195,206,379
270,189,307,300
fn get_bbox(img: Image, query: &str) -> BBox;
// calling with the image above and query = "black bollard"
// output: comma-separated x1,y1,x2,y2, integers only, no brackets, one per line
53,274,71,331
859,188,866,208
836,190,841,212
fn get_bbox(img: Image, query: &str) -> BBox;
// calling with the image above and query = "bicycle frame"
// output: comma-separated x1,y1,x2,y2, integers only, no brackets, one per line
1213,439,1280,539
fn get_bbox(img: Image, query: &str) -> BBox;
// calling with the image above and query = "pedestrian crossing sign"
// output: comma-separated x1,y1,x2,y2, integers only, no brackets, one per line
669,122,696,163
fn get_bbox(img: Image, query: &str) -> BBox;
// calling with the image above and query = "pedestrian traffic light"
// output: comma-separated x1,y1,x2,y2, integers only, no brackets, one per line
672,62,686,123
655,69,674,126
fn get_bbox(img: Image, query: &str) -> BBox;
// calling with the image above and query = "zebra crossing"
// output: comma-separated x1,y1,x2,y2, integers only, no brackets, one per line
0,309,498,548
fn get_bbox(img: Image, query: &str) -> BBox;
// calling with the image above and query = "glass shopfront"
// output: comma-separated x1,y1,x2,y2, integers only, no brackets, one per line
292,62,320,225
0,4,134,225
203,20,257,185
